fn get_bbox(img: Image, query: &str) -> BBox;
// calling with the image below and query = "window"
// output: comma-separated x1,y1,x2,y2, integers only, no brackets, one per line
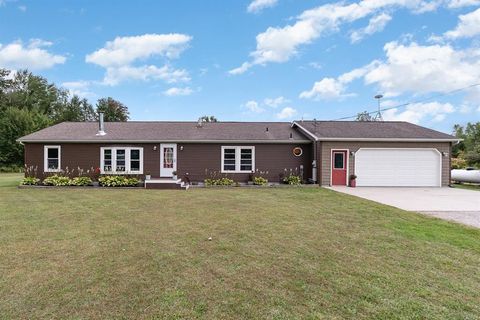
163,147,174,169
101,147,143,174
44,146,61,172
221,146,255,173
333,152,345,169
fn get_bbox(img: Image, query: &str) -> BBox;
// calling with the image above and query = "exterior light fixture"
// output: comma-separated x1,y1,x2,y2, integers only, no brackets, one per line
153,146,157,151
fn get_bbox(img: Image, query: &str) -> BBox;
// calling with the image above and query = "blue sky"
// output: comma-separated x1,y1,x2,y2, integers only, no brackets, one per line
1,0,479,133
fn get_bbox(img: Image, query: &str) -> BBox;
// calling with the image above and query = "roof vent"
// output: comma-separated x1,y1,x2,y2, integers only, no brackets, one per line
96,112,106,136
196,117,203,128
266,127,269,132
289,132,293,139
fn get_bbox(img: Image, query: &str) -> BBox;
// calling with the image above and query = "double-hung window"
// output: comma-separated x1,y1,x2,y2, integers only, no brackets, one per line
44,145,61,172
221,146,255,173
101,147,143,174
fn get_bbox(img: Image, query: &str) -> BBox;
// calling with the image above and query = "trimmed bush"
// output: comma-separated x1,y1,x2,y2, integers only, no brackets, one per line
253,176,268,186
70,176,93,186
283,174,302,185
21,177,40,185
204,177,234,186
99,175,140,187
43,175,72,186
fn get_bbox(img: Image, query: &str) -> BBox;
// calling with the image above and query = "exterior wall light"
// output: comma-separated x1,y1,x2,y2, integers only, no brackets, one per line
153,146,157,151
180,146,184,151
442,152,449,157
350,151,356,156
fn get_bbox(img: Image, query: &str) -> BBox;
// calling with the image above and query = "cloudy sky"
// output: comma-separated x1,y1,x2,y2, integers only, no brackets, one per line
1,0,479,133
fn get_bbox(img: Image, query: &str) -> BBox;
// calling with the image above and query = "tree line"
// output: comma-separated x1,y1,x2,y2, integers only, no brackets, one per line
0,68,130,167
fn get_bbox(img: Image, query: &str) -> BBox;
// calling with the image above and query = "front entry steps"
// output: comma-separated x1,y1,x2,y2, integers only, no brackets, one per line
144,178,189,190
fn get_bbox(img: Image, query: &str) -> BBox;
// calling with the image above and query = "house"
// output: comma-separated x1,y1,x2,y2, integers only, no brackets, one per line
17,115,459,187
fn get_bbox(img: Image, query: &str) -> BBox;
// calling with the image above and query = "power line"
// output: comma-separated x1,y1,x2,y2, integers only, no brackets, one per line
332,83,480,121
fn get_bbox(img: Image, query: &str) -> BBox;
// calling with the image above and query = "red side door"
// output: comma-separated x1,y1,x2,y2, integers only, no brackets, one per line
332,150,347,186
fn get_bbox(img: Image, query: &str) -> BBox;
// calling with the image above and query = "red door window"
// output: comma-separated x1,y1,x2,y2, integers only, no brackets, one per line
332,151,347,186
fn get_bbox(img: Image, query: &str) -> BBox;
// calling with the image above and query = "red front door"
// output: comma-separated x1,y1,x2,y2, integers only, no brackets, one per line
332,150,347,186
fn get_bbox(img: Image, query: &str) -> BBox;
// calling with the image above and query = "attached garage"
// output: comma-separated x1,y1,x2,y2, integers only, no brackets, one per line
355,148,442,187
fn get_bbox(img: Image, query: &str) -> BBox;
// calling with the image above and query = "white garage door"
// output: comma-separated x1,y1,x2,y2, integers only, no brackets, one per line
355,148,441,187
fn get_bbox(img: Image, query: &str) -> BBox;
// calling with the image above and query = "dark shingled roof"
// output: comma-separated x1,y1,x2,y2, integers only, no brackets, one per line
293,121,457,140
18,121,310,142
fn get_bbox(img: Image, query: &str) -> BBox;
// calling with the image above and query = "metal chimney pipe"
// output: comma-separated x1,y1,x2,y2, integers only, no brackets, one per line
96,112,106,136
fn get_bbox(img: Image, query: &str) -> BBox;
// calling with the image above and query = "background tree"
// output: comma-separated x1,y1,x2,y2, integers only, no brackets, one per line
199,115,218,123
96,97,130,121
452,122,480,167
0,68,129,167
0,108,51,165
356,111,375,121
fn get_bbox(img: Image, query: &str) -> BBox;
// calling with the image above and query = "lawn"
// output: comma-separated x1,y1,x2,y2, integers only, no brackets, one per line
1,174,479,319
452,183,480,191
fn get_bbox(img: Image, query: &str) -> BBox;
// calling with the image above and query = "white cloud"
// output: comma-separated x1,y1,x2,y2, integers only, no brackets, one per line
264,96,289,108
163,87,193,96
86,33,191,67
230,0,443,74
86,33,192,85
350,13,392,43
62,80,95,98
18,5,26,12
0,39,66,70
448,0,480,8
363,42,480,96
228,62,252,75
102,65,190,86
299,78,346,100
444,8,480,39
247,0,278,13
276,106,297,119
383,102,455,123
300,62,377,100
244,100,265,113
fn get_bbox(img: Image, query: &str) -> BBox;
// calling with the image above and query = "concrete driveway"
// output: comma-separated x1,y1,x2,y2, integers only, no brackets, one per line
328,187,480,228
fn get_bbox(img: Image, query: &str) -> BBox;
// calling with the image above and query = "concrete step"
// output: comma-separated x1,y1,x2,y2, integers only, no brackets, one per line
144,179,189,190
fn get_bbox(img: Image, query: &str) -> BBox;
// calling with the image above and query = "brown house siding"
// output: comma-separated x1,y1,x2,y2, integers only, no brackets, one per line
24,143,160,179
318,141,452,186
24,142,313,183
178,143,312,183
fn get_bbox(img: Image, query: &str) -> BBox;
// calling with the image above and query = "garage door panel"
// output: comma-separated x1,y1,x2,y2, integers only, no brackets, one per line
355,149,441,187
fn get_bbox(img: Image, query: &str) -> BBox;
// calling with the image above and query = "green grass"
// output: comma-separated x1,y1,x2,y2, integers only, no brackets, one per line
452,183,480,191
1,173,480,319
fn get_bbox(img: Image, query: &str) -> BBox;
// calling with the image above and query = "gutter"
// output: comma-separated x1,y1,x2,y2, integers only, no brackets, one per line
16,139,314,144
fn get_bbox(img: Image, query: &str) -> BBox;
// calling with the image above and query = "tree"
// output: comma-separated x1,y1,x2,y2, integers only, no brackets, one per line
0,108,51,165
199,115,218,123
452,122,480,167
59,95,96,122
356,111,375,121
96,97,129,121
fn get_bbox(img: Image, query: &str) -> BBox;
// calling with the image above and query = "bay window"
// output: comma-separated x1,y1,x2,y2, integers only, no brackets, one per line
221,146,255,173
101,147,143,174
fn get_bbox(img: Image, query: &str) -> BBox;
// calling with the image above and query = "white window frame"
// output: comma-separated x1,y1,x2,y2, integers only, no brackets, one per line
221,146,255,173
100,147,144,174
44,145,61,172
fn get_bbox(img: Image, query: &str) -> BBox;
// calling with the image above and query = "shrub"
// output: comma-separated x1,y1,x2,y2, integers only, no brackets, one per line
253,176,268,186
21,177,40,185
99,175,140,187
0,165,23,173
43,175,72,186
204,177,234,186
70,176,93,186
283,174,302,185
452,157,468,169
